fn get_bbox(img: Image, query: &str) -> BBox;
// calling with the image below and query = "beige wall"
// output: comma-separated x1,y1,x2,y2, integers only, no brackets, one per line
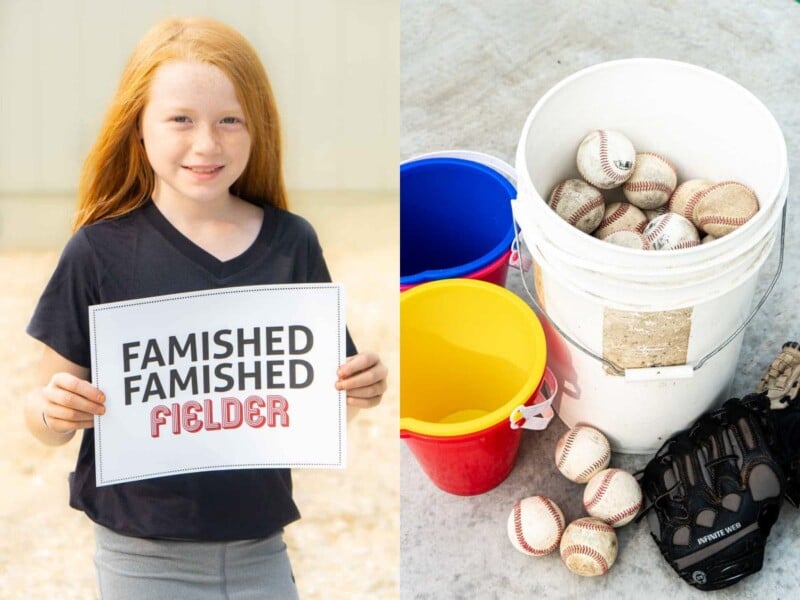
0,0,399,194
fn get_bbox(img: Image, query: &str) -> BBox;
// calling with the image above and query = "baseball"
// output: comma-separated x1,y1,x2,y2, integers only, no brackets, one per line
668,178,714,227
548,179,606,233
582,468,643,527
576,129,636,189
701,234,717,245
554,425,611,484
507,495,565,557
559,517,618,577
622,152,678,210
694,181,759,237
602,230,651,250
593,201,647,239
643,213,700,250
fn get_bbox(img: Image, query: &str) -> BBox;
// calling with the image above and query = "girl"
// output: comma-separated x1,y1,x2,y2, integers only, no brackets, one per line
23,16,387,599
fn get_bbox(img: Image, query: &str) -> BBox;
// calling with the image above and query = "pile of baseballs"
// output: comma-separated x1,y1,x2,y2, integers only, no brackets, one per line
507,424,642,578
547,129,760,250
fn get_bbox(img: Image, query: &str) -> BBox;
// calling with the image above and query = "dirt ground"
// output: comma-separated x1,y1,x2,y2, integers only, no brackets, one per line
0,192,399,599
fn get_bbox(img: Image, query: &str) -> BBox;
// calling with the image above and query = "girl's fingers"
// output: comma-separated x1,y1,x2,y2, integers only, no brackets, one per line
45,402,101,424
337,367,381,391
46,387,106,416
337,352,379,379
51,372,105,405
343,380,387,400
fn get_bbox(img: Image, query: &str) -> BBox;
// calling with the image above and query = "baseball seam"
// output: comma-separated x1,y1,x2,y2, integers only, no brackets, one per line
514,500,562,556
670,240,699,250
575,448,611,483
645,213,671,242
541,497,564,554
698,213,755,228
597,203,644,236
681,187,709,223
568,195,604,226
584,469,616,510
607,499,643,525
695,181,758,229
573,520,615,534
599,203,628,229
562,544,609,574
550,181,566,212
557,428,581,469
599,130,628,182
624,181,673,195
513,501,540,555
639,151,677,173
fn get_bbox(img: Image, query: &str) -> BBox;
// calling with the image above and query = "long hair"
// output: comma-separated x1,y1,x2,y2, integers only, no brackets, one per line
74,17,287,231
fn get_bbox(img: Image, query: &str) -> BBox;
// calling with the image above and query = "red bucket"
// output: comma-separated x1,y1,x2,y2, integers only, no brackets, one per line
401,369,555,495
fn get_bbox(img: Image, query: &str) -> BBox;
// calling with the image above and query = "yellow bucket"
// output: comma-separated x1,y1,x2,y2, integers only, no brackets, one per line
400,279,547,494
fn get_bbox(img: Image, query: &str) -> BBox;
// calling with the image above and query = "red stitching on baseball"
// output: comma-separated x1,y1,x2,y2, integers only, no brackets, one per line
513,501,540,554
671,240,699,250
550,181,566,212
584,469,617,510
623,181,673,195
576,448,610,483
697,181,759,229
645,213,672,242
562,544,609,574
695,181,758,230
683,187,709,222
607,500,643,525
573,519,615,534
599,130,628,182
557,427,581,469
515,499,561,556
597,203,630,232
541,497,564,554
638,151,677,173
568,195,604,226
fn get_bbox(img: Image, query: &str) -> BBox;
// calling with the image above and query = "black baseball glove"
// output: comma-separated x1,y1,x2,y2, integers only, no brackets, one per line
638,393,785,591
759,342,800,506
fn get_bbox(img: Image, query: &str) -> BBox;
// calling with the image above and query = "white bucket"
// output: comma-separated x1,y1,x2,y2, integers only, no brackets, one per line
512,58,789,453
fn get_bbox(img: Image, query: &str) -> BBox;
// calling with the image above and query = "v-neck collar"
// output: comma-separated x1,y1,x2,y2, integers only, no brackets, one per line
142,200,275,280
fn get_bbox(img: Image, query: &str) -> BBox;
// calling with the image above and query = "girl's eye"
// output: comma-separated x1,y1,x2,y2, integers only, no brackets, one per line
172,116,191,123
220,117,240,124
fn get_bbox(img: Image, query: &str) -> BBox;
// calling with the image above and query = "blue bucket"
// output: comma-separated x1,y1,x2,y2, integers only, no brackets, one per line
400,157,517,288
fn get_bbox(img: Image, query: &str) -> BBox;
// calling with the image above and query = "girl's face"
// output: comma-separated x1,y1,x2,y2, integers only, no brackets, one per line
140,60,252,209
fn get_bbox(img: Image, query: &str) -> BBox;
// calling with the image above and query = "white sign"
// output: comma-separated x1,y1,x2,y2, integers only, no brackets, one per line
89,284,346,486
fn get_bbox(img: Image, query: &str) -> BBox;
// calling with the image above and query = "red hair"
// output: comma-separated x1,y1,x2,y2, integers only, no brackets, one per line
75,17,286,231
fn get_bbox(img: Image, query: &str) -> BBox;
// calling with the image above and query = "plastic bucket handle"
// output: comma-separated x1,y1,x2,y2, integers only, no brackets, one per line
509,367,557,431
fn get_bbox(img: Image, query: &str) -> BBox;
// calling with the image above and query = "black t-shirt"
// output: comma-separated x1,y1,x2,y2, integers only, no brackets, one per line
27,200,356,541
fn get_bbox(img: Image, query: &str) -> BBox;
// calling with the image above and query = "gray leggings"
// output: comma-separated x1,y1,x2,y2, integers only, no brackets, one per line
94,524,299,599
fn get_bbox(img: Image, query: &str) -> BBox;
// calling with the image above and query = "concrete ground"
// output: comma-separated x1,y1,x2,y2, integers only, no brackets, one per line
400,1,800,598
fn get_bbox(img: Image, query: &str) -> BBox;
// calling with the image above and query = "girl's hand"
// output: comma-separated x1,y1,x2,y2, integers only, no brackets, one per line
335,351,387,409
41,372,106,434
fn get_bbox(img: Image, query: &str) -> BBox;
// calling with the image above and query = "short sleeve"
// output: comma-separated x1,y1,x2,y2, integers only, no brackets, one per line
303,223,358,358
27,230,101,367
